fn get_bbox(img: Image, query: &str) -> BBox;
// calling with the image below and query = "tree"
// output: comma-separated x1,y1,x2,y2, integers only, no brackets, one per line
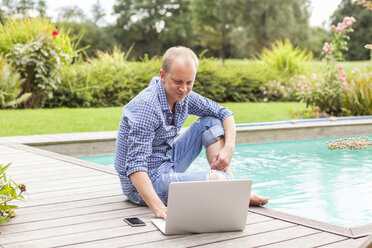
0,8,6,24
331,0,372,60
190,0,241,62
36,0,47,17
57,5,85,23
16,0,34,15
91,0,106,25
0,0,46,17
158,0,194,52
305,27,329,59
56,21,116,58
113,0,192,59
230,0,311,58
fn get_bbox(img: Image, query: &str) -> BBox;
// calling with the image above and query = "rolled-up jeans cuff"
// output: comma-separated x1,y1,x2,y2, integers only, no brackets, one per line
202,125,224,147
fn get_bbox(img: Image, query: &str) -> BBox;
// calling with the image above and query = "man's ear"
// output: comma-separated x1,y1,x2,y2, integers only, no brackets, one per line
159,69,165,82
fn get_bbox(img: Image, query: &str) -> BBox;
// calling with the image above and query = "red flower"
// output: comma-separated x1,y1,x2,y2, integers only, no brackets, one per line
52,30,59,39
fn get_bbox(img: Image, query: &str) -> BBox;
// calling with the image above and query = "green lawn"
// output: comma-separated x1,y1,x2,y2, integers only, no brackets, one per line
211,59,372,74
0,102,306,137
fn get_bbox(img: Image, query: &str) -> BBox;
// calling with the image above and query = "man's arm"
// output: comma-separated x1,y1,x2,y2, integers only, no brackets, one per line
222,115,236,150
211,115,236,172
129,171,167,219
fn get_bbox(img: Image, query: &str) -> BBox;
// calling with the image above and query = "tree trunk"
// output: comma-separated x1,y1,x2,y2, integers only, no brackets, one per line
220,28,226,65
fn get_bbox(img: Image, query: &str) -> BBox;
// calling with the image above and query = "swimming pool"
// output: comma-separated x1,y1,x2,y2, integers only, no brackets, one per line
79,136,372,227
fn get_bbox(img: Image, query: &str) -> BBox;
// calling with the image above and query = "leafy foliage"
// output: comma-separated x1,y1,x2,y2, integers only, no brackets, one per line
0,163,26,224
344,70,372,115
44,48,154,107
0,56,31,108
0,17,79,108
299,16,356,116
6,32,71,108
113,0,192,59
44,54,267,108
55,21,115,59
1,0,47,17
331,0,372,60
230,0,311,58
0,17,76,58
190,0,240,61
260,39,312,81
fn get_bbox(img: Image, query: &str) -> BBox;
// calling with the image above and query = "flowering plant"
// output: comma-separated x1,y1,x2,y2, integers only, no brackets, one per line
6,30,69,108
259,75,310,102
301,17,356,116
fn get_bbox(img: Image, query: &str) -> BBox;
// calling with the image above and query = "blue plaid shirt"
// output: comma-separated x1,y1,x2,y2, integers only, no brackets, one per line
114,76,233,196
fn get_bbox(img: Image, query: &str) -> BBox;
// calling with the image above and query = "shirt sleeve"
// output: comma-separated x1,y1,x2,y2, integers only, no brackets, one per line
187,91,233,122
122,101,158,177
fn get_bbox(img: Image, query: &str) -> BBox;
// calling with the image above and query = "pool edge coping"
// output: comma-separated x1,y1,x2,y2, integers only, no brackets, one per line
1,118,371,146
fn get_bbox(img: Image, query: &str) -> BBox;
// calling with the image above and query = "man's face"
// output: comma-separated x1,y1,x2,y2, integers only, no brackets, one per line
160,58,196,107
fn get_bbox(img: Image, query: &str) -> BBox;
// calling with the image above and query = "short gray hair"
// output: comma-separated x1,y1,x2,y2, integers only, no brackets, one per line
162,46,199,74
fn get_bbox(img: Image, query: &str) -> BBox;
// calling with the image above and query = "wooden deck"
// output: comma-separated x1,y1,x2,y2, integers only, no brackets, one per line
0,136,371,248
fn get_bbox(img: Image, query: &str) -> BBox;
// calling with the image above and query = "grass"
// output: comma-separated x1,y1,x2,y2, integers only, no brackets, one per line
0,102,306,136
210,59,372,74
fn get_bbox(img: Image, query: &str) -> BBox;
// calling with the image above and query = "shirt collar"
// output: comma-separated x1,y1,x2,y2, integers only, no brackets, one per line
154,77,171,111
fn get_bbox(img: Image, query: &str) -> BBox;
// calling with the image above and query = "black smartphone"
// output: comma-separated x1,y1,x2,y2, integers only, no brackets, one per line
123,217,146,227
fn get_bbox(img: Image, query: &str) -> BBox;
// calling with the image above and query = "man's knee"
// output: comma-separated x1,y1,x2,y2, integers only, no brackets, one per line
200,116,224,148
198,116,222,126
207,170,229,181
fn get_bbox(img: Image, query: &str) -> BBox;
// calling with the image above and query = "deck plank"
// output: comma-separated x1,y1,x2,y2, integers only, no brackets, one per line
16,195,126,215
7,217,285,248
193,225,320,248
0,206,151,235
13,188,124,208
0,211,154,246
260,231,347,248
17,175,118,193
0,212,269,246
3,201,136,225
319,236,369,248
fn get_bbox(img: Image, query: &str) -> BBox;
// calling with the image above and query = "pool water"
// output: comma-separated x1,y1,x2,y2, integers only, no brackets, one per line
79,136,372,227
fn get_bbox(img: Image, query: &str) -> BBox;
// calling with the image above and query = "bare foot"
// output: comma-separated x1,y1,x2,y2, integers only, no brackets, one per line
250,193,269,206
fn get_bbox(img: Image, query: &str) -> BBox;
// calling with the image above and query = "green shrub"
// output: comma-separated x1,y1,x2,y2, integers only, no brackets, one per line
219,65,263,102
344,70,372,115
0,163,26,224
6,33,70,108
258,75,308,102
44,55,266,107
0,17,77,59
44,49,160,108
0,56,31,108
298,17,356,116
194,59,227,102
260,39,312,81
297,72,348,116
0,18,79,108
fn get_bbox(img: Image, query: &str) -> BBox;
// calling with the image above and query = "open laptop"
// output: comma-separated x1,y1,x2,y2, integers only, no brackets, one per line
152,179,252,235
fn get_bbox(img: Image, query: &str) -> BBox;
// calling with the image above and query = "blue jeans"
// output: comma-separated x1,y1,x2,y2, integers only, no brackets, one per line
127,116,230,206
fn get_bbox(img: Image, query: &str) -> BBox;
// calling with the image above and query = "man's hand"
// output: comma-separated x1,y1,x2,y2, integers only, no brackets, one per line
130,171,167,219
211,146,234,172
155,206,167,220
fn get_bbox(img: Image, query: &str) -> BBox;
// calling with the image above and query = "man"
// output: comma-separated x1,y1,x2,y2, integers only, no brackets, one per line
115,46,268,219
